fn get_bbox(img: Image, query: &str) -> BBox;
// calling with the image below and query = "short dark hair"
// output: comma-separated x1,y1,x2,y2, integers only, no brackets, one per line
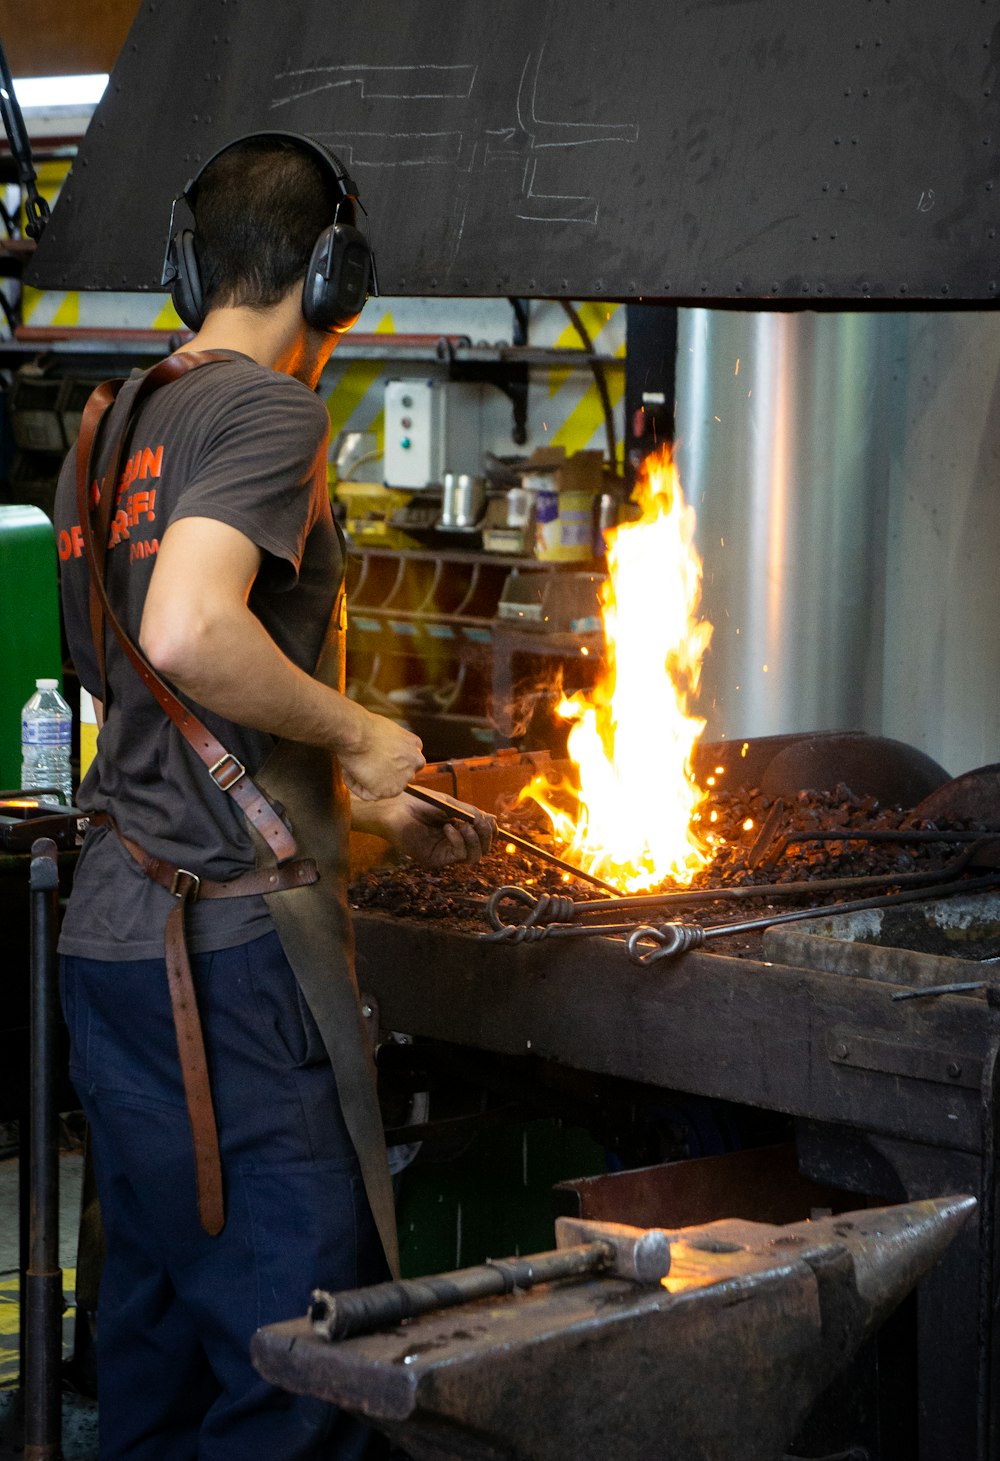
191,137,347,314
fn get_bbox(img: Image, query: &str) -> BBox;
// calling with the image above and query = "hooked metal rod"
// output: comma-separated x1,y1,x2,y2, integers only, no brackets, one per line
487,839,993,929
626,871,1000,966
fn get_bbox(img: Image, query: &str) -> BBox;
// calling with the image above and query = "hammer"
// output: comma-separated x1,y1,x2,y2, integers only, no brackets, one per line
311,1220,672,1341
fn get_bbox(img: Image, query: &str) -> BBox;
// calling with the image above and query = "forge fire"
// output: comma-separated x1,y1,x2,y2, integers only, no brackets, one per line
519,447,716,894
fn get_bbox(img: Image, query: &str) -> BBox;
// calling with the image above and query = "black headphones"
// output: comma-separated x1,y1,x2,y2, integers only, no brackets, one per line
160,130,377,335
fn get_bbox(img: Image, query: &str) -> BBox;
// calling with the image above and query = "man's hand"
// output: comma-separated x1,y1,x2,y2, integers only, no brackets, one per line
338,710,426,801
352,789,495,868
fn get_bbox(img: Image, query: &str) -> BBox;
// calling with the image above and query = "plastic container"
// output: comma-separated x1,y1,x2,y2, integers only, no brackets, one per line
21,678,73,803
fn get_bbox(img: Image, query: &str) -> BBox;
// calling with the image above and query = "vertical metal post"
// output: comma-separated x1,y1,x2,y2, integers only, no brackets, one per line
25,836,62,1460
977,991,1000,1461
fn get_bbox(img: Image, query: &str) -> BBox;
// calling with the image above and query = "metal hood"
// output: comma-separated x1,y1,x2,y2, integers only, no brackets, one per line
25,0,1000,305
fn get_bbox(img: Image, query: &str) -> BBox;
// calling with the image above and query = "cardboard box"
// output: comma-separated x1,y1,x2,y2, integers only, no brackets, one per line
516,446,604,495
514,448,601,561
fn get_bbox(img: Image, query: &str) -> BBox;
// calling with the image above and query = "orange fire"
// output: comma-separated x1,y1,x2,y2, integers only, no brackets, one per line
520,447,714,892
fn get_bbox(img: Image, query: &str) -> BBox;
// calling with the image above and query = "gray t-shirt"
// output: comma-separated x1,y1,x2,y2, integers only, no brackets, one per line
54,352,342,960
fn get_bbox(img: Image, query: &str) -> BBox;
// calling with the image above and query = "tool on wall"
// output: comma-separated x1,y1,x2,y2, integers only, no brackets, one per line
0,39,49,242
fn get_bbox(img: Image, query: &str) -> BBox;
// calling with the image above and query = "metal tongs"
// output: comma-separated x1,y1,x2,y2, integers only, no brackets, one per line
405,783,619,894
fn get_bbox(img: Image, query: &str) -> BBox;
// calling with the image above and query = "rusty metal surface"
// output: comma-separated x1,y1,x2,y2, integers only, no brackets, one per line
352,899,998,1460
252,1197,974,1461
765,889,1000,986
354,913,990,1154
553,1142,850,1229
347,742,1000,1460
27,0,1000,303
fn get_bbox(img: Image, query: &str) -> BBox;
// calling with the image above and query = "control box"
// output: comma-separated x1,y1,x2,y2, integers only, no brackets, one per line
383,379,484,489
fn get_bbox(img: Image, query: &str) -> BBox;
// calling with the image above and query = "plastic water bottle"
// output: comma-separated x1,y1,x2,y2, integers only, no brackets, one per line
21,678,73,803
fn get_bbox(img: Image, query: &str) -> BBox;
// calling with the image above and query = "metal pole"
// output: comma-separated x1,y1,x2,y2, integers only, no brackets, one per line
25,837,62,1460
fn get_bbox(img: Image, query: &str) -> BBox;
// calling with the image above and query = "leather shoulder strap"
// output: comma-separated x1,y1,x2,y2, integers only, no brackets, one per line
75,351,299,864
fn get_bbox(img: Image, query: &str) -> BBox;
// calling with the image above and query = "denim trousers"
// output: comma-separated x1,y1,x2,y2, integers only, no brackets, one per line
60,928,390,1459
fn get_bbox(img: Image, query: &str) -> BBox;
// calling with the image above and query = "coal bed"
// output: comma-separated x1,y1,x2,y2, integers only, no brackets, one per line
349,778,991,957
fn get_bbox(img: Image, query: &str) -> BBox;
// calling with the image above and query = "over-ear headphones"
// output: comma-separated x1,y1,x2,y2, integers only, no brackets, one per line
160,130,377,335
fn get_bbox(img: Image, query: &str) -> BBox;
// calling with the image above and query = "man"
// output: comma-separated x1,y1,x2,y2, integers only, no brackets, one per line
54,132,493,1458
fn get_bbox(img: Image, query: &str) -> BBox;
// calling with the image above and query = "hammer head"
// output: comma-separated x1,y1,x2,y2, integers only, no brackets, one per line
555,1216,673,1284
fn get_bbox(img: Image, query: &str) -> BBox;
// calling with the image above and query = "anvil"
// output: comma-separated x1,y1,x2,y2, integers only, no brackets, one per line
251,1194,974,1461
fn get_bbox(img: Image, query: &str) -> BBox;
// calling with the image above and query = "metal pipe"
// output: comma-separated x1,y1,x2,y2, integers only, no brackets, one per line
25,837,63,1460
975,1006,1000,1459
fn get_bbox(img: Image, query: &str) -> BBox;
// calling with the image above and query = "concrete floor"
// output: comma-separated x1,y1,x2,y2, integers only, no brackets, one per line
0,1142,99,1459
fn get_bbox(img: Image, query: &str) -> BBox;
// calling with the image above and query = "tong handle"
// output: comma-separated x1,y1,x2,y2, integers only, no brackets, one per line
405,783,479,823
404,784,618,895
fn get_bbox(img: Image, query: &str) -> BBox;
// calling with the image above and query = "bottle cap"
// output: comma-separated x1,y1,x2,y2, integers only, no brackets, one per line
36,678,58,689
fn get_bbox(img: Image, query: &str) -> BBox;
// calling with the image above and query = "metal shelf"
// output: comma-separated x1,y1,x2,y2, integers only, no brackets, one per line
336,339,619,369
0,331,619,370
0,333,180,372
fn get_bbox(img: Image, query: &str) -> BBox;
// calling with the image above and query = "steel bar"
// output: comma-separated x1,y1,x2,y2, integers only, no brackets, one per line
405,783,619,895
891,983,989,1002
25,838,62,1461
627,873,1000,966
483,874,1000,952
485,842,991,931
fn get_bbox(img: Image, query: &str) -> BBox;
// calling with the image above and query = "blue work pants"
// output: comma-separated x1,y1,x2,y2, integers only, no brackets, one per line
60,929,389,1459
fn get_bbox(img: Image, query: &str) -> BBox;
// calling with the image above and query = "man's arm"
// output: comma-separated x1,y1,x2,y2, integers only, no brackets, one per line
139,515,424,800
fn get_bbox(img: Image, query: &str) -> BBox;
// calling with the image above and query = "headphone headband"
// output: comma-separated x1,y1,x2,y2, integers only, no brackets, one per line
180,130,361,211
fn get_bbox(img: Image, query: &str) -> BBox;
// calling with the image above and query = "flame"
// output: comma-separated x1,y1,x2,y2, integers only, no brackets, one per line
520,447,714,892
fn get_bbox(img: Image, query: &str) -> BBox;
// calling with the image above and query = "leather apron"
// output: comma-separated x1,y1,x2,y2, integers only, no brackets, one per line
250,583,400,1279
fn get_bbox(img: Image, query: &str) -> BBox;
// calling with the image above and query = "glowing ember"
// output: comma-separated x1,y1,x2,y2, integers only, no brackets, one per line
520,447,714,892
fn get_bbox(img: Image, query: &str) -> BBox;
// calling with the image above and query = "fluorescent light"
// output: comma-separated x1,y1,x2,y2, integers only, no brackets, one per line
11,74,109,110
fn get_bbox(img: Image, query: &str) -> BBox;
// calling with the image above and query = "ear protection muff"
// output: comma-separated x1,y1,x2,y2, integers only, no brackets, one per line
160,130,377,334
168,227,204,333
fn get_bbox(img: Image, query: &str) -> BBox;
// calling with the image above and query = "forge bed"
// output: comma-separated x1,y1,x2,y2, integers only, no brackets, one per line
348,740,1000,1461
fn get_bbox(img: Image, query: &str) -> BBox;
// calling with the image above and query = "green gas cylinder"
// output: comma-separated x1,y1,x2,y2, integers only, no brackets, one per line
0,505,63,789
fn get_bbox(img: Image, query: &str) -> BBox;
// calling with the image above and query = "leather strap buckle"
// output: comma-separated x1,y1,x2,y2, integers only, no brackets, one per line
170,867,201,900
208,753,246,791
